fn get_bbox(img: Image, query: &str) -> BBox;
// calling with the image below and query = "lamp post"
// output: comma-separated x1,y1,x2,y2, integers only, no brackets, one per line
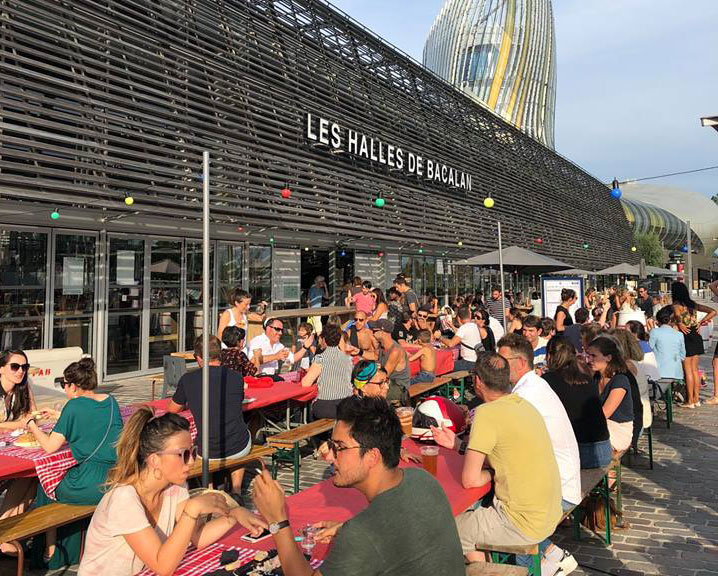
686,219,692,292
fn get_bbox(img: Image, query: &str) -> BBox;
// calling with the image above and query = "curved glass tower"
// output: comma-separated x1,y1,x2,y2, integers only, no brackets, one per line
423,0,557,148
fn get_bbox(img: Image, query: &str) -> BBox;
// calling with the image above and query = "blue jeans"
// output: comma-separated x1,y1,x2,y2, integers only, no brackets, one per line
410,370,435,385
579,439,613,469
454,358,475,372
517,500,575,567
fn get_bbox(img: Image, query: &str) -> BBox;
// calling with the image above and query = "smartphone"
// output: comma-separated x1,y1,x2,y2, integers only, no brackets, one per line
240,528,272,543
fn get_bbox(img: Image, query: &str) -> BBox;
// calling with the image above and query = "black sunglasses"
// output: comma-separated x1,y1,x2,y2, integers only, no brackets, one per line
417,314,429,319
354,317,365,322
325,439,363,458
9,363,30,373
270,326,284,333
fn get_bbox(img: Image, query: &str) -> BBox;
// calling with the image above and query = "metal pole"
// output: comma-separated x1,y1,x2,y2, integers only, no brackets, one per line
201,151,210,488
685,219,692,293
497,221,507,334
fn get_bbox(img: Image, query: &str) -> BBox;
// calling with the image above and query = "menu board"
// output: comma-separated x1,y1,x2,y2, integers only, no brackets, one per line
541,276,584,320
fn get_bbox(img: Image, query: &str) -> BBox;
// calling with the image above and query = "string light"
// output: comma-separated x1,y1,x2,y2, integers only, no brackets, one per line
483,196,494,208
124,192,134,206
50,208,60,220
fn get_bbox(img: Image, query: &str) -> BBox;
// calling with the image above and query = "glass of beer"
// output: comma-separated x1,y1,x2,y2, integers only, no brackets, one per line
396,407,414,437
420,445,439,476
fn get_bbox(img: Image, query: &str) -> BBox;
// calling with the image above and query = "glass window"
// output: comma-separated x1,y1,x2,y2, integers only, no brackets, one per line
53,234,96,354
0,229,47,350
218,243,243,308
107,238,144,375
412,256,424,297
149,240,181,368
249,246,271,304
400,255,412,281
185,240,214,351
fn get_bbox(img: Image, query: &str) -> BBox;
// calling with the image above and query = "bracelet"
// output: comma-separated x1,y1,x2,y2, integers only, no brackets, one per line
182,509,200,521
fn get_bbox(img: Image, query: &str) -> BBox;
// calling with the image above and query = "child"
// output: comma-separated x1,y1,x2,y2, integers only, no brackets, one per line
408,330,436,385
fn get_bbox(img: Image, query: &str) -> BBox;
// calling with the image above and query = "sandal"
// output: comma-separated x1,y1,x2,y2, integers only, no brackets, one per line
704,396,718,405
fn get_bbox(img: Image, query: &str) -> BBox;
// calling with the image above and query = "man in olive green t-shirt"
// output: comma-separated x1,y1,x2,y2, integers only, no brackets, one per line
432,352,562,563
254,395,465,576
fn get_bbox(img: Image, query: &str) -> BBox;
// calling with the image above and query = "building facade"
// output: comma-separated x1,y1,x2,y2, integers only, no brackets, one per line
423,0,557,148
0,0,632,380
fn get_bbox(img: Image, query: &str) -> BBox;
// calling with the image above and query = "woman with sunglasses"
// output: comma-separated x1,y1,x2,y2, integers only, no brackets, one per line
0,349,38,555
78,407,265,575
23,358,123,569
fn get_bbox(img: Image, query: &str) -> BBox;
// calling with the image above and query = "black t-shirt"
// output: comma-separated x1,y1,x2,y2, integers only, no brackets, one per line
173,366,250,459
637,296,653,318
392,323,418,343
554,305,573,331
543,368,610,444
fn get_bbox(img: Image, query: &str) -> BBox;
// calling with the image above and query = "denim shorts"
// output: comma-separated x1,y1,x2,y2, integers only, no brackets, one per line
410,370,435,385
578,439,613,469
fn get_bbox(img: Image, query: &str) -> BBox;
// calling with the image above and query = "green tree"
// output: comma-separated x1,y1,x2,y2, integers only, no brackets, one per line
633,232,664,266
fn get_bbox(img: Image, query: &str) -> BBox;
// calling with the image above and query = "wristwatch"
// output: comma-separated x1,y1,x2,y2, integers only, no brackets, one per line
268,519,290,534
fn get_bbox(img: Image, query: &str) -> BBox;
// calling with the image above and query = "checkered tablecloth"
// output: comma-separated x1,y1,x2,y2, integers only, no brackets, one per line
0,406,196,500
137,544,321,575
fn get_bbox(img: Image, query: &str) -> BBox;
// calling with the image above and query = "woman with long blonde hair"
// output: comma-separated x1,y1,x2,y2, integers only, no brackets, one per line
78,407,266,576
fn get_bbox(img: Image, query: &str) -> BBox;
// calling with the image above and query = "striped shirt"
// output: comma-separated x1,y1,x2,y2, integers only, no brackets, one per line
487,297,509,323
314,346,354,401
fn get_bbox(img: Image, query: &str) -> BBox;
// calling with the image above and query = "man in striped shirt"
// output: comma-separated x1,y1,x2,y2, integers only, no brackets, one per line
487,286,510,326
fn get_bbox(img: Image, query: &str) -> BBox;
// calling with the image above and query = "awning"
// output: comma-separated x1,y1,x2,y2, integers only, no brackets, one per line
452,246,573,272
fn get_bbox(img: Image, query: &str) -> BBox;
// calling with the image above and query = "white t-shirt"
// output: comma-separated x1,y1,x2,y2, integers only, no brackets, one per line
456,322,482,362
248,333,294,375
488,316,505,341
78,484,189,576
512,370,581,505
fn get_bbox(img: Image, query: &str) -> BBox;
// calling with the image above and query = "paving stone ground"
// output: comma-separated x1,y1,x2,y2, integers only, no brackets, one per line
3,338,718,575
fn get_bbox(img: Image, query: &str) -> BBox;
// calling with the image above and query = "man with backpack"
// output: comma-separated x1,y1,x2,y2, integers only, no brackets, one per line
438,306,481,372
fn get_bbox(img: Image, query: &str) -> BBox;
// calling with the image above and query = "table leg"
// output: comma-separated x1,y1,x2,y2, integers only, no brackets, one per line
602,475,612,546
666,382,673,429
293,442,300,494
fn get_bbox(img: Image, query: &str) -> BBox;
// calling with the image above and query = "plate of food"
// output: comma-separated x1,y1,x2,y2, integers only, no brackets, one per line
13,432,40,449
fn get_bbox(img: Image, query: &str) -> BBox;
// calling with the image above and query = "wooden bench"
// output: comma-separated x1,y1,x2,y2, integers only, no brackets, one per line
409,370,470,403
188,444,276,479
467,562,528,575
267,419,335,493
0,502,96,576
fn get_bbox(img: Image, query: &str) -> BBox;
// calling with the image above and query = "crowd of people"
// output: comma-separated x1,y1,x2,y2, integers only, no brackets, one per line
0,275,715,575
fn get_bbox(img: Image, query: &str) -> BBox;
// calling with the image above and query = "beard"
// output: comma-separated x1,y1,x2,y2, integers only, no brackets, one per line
332,462,368,488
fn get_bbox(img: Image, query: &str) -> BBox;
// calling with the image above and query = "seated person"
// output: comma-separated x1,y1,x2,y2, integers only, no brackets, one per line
431,352,562,565
220,326,257,378
169,335,251,500
78,408,265,576
474,309,496,353
25,358,124,569
292,322,318,371
415,307,434,337
345,311,378,360
253,395,465,576
0,349,37,554
437,306,481,372
373,319,411,405
301,323,354,420
248,318,301,375
408,330,436,385
521,315,547,368
392,312,419,345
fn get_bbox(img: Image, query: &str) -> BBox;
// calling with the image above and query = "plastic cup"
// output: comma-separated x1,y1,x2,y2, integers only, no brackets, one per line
420,445,439,476
396,407,414,437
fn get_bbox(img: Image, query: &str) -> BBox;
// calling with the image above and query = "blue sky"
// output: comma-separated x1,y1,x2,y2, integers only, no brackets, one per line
331,0,718,198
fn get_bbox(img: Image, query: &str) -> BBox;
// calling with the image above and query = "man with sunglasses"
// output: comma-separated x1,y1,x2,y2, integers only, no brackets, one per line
248,317,300,375
372,319,411,405
345,310,378,360
253,395,465,576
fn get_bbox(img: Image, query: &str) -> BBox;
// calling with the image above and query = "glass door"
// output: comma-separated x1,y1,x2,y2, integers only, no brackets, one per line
148,240,182,368
0,229,48,350
52,233,96,353
185,240,214,351
106,238,144,375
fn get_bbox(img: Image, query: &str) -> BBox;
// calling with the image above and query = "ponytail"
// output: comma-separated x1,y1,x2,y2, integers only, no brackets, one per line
106,406,190,488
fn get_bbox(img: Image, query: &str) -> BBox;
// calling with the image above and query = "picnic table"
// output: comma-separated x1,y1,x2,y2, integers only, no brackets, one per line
140,439,490,575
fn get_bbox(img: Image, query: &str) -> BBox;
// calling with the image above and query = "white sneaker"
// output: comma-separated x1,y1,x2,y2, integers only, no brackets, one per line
557,549,578,575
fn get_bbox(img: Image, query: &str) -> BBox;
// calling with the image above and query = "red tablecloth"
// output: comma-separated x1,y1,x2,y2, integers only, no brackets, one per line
219,439,491,561
404,346,456,377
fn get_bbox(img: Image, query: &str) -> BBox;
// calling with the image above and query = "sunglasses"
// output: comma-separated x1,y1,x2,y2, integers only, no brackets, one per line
325,439,363,458
157,446,198,465
270,326,284,333
8,363,30,373
355,377,388,392
354,317,365,322
417,314,428,319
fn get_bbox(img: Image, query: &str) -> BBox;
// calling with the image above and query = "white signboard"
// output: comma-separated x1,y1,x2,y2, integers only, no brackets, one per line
541,276,585,321
62,257,85,295
116,250,136,286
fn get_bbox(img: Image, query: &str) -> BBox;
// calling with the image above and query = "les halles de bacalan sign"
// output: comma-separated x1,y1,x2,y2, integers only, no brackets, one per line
305,113,473,192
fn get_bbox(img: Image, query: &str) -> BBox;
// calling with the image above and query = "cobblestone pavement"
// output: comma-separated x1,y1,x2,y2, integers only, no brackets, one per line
4,344,718,575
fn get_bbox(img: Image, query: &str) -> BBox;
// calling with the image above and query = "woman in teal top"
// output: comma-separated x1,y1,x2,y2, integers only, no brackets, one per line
23,357,123,568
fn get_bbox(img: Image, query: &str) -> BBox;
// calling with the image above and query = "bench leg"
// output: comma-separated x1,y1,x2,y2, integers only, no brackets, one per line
648,426,653,470
601,475,612,546
572,508,582,540
665,382,673,428
615,460,623,524
8,541,23,576
529,553,541,576
293,442,301,494
271,454,279,480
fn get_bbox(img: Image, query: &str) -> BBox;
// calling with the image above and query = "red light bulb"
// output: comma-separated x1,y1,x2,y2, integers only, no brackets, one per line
280,187,291,199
